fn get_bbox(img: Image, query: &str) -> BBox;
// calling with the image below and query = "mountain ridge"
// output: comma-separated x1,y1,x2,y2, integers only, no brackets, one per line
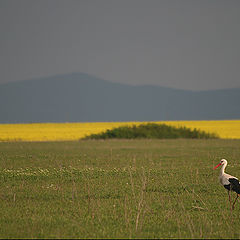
0,72,239,123
1,72,239,92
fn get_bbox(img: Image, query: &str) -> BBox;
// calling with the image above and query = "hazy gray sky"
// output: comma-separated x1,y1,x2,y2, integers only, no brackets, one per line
0,0,240,90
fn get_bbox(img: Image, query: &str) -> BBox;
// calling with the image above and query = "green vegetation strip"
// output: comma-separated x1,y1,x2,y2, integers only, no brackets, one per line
84,123,219,139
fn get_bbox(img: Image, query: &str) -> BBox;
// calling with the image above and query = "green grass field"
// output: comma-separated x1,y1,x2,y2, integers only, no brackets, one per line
1,139,240,238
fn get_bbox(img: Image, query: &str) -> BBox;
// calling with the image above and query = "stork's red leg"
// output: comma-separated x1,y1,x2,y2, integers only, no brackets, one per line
232,194,239,210
228,191,232,210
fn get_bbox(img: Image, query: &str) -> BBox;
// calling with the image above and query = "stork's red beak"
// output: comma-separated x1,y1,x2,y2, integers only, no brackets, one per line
214,163,221,169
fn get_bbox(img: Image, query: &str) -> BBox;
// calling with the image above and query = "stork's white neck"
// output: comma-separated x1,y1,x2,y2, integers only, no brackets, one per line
220,162,227,176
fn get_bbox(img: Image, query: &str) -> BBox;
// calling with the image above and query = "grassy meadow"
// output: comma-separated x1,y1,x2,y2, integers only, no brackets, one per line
1,139,240,238
0,120,240,141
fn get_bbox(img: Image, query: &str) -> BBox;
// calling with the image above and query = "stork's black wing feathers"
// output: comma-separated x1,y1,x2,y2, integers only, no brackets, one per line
228,178,240,194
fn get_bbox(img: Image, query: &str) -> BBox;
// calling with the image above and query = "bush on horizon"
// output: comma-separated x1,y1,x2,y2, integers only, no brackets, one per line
83,123,219,140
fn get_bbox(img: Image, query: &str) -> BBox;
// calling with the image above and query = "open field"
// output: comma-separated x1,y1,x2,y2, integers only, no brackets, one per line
1,139,240,238
0,120,240,141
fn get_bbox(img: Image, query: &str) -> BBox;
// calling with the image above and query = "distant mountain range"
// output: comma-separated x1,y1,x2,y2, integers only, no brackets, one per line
0,72,239,123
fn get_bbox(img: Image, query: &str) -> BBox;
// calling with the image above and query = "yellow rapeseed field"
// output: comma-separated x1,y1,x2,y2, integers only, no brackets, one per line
0,120,240,142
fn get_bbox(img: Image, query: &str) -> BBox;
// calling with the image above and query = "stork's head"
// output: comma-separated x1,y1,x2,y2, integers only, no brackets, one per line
214,159,227,169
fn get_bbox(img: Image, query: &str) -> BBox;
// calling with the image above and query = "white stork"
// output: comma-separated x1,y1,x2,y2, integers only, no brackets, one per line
214,159,240,210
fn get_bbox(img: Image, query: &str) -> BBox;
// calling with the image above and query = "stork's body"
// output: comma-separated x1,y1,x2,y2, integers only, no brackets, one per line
214,159,240,210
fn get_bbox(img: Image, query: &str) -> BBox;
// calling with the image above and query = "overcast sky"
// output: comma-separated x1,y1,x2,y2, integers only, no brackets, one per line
0,0,240,90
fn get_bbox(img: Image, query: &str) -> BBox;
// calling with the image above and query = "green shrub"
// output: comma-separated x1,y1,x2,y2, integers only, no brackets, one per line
83,123,219,139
